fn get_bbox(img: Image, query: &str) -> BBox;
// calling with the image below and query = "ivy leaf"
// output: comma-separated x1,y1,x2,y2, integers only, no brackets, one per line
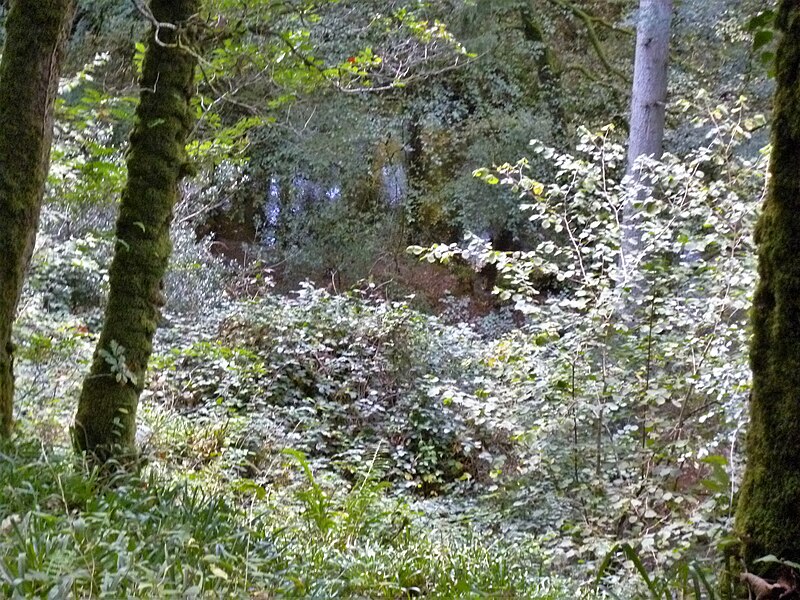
746,10,775,32
753,29,774,52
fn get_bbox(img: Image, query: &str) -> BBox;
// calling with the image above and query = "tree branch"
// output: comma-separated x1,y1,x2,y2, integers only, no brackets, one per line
546,0,631,83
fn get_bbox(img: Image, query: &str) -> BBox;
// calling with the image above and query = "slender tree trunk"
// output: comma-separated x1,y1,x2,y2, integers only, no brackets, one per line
519,4,568,138
736,0,800,568
0,0,75,438
404,113,427,244
73,0,199,460
620,0,672,280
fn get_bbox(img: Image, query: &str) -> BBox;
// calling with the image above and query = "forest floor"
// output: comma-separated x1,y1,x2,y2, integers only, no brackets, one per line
1,248,577,598
1,209,735,598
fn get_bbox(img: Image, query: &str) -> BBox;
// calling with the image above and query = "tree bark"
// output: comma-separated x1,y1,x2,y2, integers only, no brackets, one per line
0,0,75,438
519,3,568,138
404,112,427,244
620,0,672,280
73,0,199,460
736,0,800,568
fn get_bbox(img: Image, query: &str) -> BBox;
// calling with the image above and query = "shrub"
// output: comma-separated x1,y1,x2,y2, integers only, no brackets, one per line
411,95,765,582
150,284,521,491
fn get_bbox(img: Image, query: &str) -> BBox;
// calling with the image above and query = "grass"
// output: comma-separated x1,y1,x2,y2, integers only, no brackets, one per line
0,435,574,598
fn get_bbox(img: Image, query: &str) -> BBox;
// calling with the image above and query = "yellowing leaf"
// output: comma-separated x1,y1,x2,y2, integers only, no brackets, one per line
209,566,228,580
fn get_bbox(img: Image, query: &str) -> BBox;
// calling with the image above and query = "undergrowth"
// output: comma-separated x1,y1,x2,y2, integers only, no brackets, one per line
3,96,761,597
0,437,569,599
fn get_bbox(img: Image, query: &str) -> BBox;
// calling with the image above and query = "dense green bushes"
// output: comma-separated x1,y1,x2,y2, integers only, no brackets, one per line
150,285,520,491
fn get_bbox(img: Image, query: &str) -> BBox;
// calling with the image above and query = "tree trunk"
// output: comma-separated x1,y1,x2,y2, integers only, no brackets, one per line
620,0,672,279
735,0,800,568
73,0,199,460
519,4,568,138
404,112,427,244
0,0,75,438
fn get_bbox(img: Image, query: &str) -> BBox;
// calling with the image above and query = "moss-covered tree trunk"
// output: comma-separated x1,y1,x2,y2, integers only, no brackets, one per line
735,0,800,568
0,0,75,439
73,0,199,459
519,5,567,137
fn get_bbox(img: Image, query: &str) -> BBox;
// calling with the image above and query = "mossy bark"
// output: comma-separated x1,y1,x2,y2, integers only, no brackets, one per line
73,0,199,459
0,0,75,438
519,5,567,137
735,0,800,568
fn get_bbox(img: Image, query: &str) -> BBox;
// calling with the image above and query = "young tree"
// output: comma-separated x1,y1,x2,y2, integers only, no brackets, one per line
620,0,672,281
736,0,800,568
73,0,199,460
0,0,76,438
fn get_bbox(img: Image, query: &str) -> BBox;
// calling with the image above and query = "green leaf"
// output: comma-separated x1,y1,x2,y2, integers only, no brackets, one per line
753,29,773,52
746,10,775,32
209,565,229,580
754,555,800,571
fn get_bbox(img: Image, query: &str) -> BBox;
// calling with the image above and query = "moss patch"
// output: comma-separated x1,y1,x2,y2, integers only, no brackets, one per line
73,0,200,458
0,0,75,437
735,0,800,568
